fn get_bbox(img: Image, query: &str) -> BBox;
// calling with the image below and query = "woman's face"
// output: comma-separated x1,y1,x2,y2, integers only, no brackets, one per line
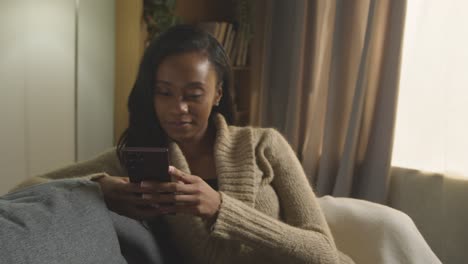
154,51,222,143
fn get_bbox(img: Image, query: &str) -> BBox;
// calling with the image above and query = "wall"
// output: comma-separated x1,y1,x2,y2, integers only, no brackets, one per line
77,0,115,161
0,0,75,195
114,0,145,144
0,0,114,195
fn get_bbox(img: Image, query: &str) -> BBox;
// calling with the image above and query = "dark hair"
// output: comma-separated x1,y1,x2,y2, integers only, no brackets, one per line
116,24,235,163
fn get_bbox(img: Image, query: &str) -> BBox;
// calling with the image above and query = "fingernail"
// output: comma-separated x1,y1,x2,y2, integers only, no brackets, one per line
168,166,174,173
142,194,152,200
140,181,150,188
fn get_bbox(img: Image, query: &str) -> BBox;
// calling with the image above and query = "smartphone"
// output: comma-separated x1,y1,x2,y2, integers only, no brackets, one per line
122,147,170,183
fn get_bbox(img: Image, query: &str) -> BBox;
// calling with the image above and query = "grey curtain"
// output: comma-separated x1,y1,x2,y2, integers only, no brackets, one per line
251,0,407,203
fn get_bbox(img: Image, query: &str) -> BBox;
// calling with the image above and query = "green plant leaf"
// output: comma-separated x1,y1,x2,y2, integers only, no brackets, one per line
167,0,177,9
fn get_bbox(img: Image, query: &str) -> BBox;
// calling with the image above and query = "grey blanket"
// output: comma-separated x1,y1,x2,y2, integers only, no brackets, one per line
0,179,164,264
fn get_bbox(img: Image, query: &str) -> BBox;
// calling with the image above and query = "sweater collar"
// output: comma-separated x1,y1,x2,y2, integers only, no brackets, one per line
168,113,256,207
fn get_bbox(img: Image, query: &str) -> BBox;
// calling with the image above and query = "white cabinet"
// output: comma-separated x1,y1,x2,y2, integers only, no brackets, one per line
0,0,114,195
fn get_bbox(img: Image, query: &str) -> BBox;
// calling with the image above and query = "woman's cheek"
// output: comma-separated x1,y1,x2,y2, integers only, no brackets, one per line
154,98,167,117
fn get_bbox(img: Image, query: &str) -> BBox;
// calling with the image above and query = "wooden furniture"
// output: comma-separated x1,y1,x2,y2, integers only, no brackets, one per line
114,0,269,142
115,0,146,143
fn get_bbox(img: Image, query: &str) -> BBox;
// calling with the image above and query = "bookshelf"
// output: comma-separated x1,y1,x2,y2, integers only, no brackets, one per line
115,0,268,141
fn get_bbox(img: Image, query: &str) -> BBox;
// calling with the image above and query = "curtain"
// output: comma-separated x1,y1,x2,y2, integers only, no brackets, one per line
253,0,407,203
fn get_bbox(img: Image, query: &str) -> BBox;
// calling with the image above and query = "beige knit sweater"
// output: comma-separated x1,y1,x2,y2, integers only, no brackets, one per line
13,114,354,264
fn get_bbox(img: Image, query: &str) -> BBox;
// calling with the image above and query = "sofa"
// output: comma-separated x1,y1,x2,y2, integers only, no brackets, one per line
1,174,445,264
0,179,166,264
388,167,468,264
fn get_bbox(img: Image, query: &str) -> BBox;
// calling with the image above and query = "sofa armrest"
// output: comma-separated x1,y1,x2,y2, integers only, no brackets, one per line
0,179,127,264
319,195,441,264
388,167,468,264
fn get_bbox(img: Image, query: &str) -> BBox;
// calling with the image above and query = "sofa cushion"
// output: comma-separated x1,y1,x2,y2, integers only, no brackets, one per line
111,212,165,264
388,167,468,264
0,179,127,264
319,195,441,264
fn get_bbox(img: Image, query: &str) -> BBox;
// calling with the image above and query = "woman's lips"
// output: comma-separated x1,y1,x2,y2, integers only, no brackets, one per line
167,121,192,128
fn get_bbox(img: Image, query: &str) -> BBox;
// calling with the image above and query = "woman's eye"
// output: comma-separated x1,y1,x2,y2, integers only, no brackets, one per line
155,91,171,96
186,94,202,100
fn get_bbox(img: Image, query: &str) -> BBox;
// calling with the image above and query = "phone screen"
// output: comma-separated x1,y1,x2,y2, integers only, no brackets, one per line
122,147,170,183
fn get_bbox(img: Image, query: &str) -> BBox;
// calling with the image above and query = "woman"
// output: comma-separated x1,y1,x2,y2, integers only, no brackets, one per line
15,25,354,263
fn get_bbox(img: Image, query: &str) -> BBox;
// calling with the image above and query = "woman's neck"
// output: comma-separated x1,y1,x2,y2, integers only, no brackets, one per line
177,121,216,159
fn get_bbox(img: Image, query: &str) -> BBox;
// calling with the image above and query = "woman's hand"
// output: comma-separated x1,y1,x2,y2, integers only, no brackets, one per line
140,166,221,221
95,174,167,220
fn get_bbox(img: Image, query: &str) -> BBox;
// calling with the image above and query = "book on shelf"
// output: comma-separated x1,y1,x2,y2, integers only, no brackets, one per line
213,22,221,43
229,29,240,65
223,23,232,49
225,28,235,57
197,21,250,67
241,25,251,66
197,22,217,38
197,22,227,47
217,22,227,46
240,35,247,66
234,28,244,66
236,26,252,67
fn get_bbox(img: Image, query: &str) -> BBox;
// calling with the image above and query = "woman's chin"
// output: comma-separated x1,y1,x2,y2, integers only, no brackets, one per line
166,129,197,143
162,122,207,144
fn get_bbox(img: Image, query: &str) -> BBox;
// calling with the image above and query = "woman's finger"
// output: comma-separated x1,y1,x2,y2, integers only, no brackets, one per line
142,193,200,204
140,181,198,194
169,166,200,184
116,193,149,206
121,182,143,193
139,181,172,191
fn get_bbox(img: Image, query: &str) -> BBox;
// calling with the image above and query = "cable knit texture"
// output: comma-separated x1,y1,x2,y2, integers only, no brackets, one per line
12,114,354,264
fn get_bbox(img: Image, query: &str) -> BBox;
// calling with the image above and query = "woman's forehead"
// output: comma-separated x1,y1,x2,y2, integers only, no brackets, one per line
157,52,211,74
156,52,217,84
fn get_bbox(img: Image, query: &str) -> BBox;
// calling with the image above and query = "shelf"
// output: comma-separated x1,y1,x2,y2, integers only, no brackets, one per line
234,110,249,126
232,66,250,71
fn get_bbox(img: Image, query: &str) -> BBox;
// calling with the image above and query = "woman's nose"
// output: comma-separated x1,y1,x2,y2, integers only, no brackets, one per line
171,98,189,114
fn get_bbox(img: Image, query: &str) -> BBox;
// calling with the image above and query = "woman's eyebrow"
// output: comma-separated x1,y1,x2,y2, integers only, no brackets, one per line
185,82,206,90
155,80,205,90
155,80,171,85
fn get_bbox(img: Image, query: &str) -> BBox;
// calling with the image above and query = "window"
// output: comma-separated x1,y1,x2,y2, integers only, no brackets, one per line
392,0,468,177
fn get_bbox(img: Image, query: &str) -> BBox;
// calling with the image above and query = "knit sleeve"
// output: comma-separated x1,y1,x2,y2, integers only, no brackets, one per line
210,129,354,264
10,148,124,193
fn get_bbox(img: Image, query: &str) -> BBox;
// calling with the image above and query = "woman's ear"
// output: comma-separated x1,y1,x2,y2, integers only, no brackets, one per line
215,82,223,106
